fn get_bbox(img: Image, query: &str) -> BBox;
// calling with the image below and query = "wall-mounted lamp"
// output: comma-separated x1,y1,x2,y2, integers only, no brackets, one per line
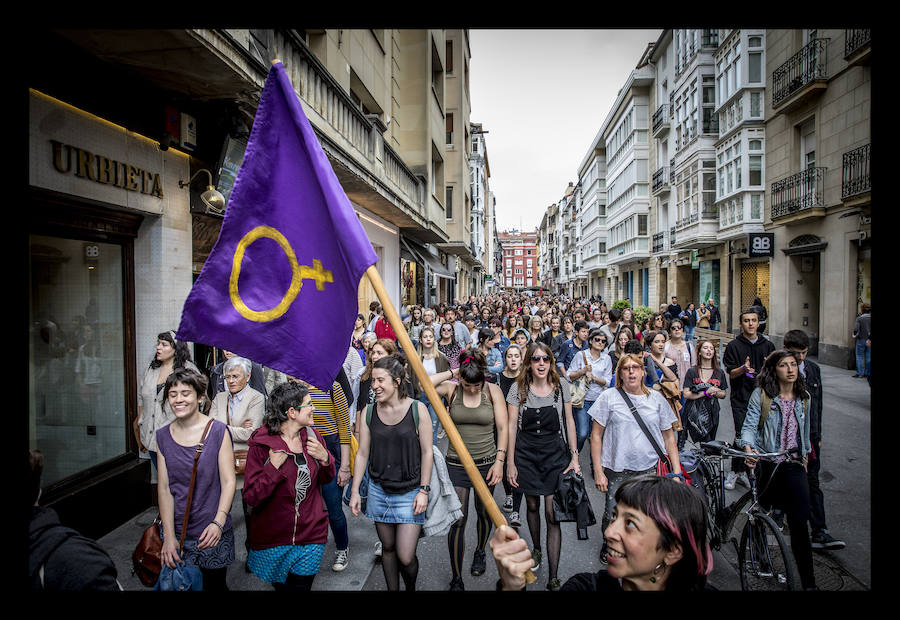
179,169,226,215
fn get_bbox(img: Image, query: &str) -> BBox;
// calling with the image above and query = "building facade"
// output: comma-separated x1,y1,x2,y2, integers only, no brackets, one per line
764,29,870,365
602,48,655,308
437,29,479,302
498,230,538,290
29,28,464,536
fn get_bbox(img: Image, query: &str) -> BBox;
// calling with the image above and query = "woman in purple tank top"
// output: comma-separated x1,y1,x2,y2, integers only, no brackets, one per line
156,369,236,590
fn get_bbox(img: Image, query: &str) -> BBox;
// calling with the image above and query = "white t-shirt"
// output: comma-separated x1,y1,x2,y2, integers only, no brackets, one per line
587,388,676,472
423,357,437,376
566,349,613,402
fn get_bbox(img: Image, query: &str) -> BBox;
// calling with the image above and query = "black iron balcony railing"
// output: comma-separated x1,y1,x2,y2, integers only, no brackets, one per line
670,226,677,246
772,38,829,107
842,144,870,199
844,29,871,58
652,231,667,254
653,167,670,193
670,159,676,184
653,104,670,133
771,167,827,219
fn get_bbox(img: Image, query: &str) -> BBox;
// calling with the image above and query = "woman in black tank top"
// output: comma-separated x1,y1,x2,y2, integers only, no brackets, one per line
349,353,432,591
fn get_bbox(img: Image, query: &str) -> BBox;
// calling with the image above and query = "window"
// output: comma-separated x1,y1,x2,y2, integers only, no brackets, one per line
638,214,648,235
751,193,762,219
749,156,762,185
446,113,454,146
748,53,762,83
446,39,454,74
506,259,511,267
514,249,523,255
750,92,761,117
446,186,453,219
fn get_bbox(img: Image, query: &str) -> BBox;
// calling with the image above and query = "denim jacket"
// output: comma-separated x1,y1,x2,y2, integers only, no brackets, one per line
486,347,504,376
739,387,811,458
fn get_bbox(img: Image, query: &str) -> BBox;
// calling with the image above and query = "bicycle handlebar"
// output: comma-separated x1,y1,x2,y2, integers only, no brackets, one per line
698,441,803,463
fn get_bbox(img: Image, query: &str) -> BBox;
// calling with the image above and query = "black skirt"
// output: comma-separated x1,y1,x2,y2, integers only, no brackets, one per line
513,405,569,496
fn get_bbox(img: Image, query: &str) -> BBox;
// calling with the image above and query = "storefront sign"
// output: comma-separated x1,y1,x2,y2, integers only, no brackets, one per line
50,140,164,198
747,233,775,258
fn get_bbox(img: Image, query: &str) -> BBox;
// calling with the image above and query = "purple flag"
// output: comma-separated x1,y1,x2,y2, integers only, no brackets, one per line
177,61,377,390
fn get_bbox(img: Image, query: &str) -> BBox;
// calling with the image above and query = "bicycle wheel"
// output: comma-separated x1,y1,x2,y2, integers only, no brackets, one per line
738,512,796,591
719,491,751,549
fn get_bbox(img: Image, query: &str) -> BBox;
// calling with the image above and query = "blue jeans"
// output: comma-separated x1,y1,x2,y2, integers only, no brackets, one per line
710,322,718,332
684,326,695,341
322,434,349,550
855,339,870,376
575,400,595,452
421,398,441,445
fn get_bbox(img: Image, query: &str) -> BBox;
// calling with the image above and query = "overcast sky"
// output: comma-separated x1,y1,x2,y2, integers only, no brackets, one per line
469,29,662,233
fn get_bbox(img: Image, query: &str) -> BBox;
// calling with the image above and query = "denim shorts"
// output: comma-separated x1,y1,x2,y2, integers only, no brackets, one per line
365,479,425,525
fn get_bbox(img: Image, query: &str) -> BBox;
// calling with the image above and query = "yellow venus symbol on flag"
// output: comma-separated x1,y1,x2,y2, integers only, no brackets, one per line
229,226,333,322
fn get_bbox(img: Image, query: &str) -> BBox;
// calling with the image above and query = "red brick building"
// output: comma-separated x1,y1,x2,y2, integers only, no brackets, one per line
498,230,538,290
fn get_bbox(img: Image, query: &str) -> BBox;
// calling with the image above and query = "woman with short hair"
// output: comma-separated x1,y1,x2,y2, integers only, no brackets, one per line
243,381,335,591
491,475,713,591
156,368,235,590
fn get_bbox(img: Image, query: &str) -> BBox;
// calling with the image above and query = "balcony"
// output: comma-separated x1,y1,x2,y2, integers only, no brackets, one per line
772,38,829,111
717,194,765,240
673,205,720,248
842,144,870,203
652,231,669,254
670,226,676,246
606,236,651,266
652,167,671,195
844,29,871,65
771,167,827,221
702,116,719,135
652,104,670,136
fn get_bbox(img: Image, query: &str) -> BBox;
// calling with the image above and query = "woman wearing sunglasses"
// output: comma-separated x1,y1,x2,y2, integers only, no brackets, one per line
505,342,580,591
564,328,613,471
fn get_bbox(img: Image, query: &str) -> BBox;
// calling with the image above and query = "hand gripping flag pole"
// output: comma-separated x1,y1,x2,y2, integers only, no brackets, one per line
364,265,536,585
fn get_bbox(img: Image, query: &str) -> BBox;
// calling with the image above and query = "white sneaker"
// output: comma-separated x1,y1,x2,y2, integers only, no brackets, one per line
724,471,738,490
332,548,349,572
737,473,751,488
374,541,382,558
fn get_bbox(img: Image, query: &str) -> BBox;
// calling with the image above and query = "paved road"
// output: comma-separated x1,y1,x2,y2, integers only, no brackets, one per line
99,357,870,591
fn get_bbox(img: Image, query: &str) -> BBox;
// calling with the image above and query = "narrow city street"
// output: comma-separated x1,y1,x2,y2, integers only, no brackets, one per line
99,357,870,591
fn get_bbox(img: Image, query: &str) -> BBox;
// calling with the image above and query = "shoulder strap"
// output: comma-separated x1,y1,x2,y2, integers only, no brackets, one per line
616,387,668,465
179,418,215,552
366,400,418,433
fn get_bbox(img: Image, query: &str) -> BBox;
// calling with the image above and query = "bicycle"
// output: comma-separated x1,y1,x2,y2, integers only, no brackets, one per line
689,440,803,591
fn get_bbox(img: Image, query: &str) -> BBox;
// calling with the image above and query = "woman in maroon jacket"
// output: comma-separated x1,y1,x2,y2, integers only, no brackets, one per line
242,381,335,591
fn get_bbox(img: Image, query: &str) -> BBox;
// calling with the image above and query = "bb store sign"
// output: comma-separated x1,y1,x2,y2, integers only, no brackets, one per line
747,233,775,258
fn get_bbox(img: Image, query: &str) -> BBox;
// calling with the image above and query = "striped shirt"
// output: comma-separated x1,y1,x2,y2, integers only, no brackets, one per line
308,381,352,446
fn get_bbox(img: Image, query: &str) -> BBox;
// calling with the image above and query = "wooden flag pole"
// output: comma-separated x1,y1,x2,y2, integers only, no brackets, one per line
365,265,536,585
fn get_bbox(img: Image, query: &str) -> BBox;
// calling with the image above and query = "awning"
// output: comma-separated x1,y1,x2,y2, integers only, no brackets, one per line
401,236,456,278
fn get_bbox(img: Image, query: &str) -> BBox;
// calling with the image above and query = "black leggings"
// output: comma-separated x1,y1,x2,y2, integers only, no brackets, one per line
375,522,422,590
757,460,816,590
272,573,315,591
524,494,561,580
447,485,494,579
